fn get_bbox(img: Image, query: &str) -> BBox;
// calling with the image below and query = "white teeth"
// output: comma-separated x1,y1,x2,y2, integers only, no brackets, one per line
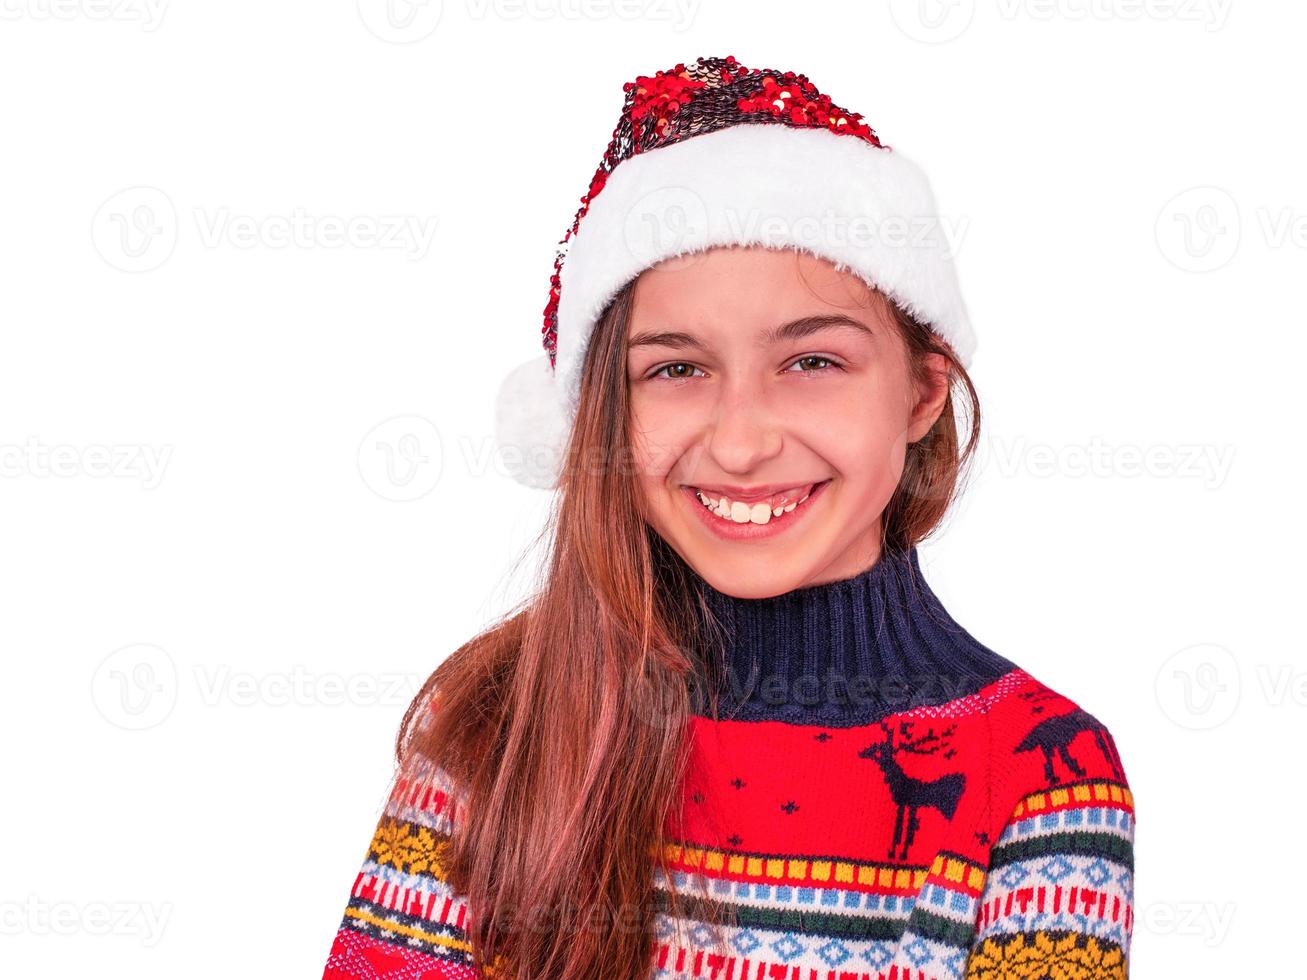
692,485,818,525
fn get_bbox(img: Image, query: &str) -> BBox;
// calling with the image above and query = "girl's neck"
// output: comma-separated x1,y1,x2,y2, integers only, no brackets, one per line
689,545,1015,725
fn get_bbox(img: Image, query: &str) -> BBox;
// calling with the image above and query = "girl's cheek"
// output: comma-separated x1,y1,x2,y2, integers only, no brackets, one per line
627,421,692,477
630,393,705,439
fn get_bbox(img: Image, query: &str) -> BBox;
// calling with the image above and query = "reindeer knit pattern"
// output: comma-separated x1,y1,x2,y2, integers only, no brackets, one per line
321,547,1136,979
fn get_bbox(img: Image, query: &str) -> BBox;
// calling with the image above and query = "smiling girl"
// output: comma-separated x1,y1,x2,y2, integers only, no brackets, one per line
321,55,1135,980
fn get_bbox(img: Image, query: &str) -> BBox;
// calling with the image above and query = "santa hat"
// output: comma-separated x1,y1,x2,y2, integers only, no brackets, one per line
494,55,975,490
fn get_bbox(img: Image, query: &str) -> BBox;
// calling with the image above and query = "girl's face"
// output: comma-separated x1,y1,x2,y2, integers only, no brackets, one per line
626,245,949,598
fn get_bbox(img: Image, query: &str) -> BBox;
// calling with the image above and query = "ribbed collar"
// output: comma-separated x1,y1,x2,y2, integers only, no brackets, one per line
690,545,1015,726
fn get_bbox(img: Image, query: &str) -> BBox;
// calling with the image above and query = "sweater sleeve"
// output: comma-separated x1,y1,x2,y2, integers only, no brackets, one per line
320,757,486,979
962,700,1136,980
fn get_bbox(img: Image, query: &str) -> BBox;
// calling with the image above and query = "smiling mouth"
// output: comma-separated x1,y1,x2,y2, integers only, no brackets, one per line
689,481,829,526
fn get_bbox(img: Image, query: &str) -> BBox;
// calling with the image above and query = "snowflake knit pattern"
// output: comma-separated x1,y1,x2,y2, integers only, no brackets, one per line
320,546,1135,979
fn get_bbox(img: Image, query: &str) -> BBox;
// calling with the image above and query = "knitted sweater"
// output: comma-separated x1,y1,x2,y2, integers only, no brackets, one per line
321,546,1135,979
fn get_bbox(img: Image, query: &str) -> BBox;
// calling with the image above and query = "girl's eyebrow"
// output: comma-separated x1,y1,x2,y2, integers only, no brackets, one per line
628,314,874,352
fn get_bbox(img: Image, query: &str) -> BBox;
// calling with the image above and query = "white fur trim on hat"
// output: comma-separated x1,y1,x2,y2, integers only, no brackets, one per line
493,352,568,490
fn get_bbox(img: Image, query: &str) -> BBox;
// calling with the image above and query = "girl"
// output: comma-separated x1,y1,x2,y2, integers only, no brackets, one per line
321,55,1135,980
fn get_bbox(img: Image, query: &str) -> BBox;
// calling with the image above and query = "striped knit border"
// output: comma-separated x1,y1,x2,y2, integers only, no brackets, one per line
652,838,993,977
660,842,988,898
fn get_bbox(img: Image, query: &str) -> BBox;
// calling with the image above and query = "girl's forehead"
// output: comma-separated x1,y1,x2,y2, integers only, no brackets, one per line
631,248,886,333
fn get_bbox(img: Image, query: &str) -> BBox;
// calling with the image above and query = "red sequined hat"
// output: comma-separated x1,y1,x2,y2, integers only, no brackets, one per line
496,55,975,490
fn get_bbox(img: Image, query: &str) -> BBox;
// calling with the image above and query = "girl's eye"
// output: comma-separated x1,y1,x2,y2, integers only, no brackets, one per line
787,355,843,373
649,363,704,381
646,357,843,381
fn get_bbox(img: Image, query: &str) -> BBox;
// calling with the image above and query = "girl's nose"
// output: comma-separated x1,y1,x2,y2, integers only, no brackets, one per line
702,389,784,475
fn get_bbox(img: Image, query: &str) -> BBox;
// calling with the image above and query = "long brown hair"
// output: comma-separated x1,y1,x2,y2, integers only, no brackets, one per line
394,266,982,978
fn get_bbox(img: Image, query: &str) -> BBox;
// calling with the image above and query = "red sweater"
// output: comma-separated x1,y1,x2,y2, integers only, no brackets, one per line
321,547,1135,978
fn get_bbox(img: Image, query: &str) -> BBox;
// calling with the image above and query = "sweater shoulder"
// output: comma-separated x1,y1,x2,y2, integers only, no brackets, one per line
982,666,1134,819
388,683,478,853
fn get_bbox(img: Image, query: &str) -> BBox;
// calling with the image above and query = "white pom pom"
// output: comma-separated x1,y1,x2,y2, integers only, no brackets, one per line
493,354,569,490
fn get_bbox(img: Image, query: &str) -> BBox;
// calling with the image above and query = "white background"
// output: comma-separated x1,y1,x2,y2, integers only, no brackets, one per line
1,2,1301,977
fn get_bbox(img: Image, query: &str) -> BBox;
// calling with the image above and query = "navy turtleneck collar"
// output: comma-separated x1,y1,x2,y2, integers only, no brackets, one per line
689,545,1015,726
